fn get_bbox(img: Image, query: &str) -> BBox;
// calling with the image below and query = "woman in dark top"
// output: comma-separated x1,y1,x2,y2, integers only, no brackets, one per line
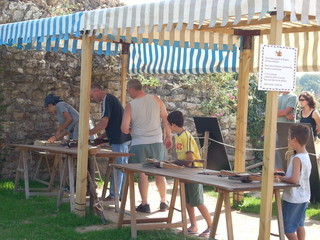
298,91,320,140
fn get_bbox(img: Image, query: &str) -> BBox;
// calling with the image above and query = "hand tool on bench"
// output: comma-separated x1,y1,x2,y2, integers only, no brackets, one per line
220,170,284,183
90,138,109,146
145,158,183,169
198,169,221,176
59,139,109,148
171,159,206,167
219,170,261,183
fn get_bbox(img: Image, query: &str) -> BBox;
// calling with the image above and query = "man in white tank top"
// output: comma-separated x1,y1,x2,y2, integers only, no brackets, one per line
121,80,172,213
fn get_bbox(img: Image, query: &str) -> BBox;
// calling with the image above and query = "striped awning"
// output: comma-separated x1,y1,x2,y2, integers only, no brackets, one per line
129,43,238,74
0,12,120,55
81,0,319,50
1,0,320,71
3,0,320,53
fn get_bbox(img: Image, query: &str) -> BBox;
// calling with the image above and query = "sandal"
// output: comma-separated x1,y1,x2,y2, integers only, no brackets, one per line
187,229,198,235
199,229,211,237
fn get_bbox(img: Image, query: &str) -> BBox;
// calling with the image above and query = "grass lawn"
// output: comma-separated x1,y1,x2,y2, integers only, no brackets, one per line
233,193,320,221
0,180,197,240
2,180,319,240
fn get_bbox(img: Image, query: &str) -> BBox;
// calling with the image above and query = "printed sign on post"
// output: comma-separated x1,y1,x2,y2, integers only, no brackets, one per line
258,44,297,91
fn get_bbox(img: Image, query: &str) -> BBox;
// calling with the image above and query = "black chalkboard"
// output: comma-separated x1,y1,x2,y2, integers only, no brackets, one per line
277,122,320,203
193,117,231,171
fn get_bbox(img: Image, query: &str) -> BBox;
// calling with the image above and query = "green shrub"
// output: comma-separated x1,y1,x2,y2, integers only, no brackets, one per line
247,75,266,162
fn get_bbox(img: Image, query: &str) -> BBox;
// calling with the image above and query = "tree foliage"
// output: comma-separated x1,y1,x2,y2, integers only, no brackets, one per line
247,75,266,162
183,73,266,162
136,74,161,87
296,73,320,102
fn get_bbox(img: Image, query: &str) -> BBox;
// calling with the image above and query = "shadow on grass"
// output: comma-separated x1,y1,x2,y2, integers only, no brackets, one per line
0,179,198,240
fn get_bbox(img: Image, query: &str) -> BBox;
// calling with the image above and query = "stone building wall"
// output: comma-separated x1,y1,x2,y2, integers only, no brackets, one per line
0,0,240,178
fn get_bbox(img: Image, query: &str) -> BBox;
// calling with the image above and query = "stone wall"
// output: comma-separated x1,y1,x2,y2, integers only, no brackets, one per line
0,0,240,178
0,0,121,24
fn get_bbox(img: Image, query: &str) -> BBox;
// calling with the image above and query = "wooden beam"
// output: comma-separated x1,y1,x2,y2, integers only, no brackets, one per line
196,15,290,31
74,35,93,217
234,29,261,36
258,13,282,240
121,43,130,106
233,35,252,203
261,25,320,35
196,13,315,31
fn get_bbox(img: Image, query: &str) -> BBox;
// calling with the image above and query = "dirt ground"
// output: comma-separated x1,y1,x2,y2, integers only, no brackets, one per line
78,179,320,240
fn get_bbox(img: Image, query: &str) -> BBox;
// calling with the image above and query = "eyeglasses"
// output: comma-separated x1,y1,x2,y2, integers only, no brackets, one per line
299,98,306,101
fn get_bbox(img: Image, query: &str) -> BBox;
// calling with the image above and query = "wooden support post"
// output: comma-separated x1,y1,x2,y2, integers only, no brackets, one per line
210,189,224,239
202,131,209,169
234,36,252,203
129,172,137,239
179,181,187,235
121,43,130,106
167,179,179,223
258,13,283,240
117,170,129,228
274,190,285,240
101,157,116,199
75,34,93,217
68,156,76,212
22,151,30,199
224,192,234,240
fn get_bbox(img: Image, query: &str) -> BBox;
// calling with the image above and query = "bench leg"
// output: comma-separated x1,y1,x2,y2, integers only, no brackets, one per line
275,190,285,240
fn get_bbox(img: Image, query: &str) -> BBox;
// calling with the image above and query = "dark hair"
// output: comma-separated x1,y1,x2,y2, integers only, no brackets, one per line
91,83,102,90
167,111,184,127
127,79,142,91
44,94,62,107
299,91,317,109
289,124,310,146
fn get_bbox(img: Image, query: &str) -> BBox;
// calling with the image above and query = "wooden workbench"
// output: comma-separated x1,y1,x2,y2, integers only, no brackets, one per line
113,163,298,240
9,144,132,212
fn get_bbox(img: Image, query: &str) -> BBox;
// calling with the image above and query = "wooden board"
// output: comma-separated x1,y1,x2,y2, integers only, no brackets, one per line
193,117,231,171
114,163,298,192
277,122,320,203
33,140,62,146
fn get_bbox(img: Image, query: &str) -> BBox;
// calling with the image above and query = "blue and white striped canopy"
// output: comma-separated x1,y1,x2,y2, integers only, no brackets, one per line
129,43,238,74
0,8,239,73
0,12,120,55
1,0,320,72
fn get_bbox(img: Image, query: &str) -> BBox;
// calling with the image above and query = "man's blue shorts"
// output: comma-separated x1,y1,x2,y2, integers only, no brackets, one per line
282,200,308,234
